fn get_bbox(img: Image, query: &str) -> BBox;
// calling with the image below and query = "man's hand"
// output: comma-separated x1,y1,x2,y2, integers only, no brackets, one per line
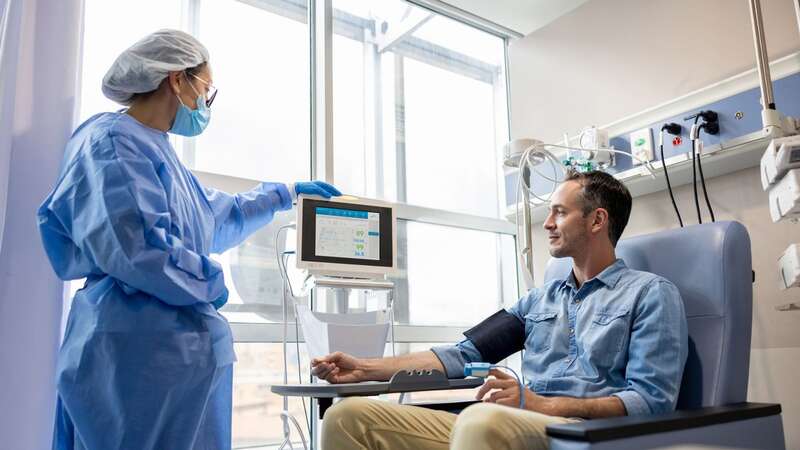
476,369,552,413
311,351,367,384
476,369,628,418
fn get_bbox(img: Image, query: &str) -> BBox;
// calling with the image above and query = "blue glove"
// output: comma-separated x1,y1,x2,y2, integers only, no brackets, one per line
294,181,342,199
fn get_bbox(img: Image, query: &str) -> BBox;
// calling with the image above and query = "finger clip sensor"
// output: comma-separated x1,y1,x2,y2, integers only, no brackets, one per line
464,362,526,409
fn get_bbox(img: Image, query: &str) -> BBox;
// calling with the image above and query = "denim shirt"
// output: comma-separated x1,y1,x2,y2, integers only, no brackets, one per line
432,259,688,416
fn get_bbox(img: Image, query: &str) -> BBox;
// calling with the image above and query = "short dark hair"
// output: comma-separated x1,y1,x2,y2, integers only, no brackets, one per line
184,61,208,78
563,170,632,246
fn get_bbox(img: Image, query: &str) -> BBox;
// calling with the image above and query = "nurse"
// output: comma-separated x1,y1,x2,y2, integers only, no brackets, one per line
37,29,340,450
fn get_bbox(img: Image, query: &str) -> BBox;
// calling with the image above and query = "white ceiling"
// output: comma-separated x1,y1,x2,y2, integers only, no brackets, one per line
442,0,590,36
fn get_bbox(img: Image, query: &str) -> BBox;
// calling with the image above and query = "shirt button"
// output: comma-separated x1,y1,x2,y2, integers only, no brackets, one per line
569,328,574,334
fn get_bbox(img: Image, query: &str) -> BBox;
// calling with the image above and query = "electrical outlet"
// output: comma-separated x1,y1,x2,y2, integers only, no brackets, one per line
629,127,654,165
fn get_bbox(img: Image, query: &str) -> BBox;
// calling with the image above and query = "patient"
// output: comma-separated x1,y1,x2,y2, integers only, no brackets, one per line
312,170,688,450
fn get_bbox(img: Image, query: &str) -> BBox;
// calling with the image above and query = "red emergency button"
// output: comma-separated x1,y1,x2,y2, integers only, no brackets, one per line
672,136,682,146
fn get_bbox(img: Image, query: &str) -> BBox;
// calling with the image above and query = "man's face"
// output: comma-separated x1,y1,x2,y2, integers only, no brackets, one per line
543,180,592,258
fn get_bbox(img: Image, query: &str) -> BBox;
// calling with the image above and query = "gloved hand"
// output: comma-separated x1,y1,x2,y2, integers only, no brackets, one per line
294,180,342,199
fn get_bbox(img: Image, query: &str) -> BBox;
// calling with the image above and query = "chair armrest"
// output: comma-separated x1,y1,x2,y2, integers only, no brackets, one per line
546,402,781,442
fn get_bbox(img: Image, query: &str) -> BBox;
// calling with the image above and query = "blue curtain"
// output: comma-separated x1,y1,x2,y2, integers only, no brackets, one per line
0,0,84,448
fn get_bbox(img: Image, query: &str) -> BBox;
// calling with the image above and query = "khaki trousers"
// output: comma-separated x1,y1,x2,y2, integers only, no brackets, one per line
321,397,578,450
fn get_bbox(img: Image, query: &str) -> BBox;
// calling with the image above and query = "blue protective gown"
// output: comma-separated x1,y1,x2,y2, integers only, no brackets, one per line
37,112,293,450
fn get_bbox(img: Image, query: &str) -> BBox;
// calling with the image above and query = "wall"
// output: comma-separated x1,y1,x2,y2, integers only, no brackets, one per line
508,0,800,447
509,0,800,143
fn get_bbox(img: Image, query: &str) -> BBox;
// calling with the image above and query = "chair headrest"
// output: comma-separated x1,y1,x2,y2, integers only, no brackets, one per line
543,221,751,318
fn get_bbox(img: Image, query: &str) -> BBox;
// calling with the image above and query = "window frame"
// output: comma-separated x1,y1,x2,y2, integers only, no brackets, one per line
76,1,520,448
194,167,518,345
201,2,519,446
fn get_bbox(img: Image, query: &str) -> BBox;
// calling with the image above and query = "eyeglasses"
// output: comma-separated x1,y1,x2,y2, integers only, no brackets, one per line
187,72,218,108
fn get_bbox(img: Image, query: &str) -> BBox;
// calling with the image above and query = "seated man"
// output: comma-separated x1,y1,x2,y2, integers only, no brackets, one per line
312,170,688,450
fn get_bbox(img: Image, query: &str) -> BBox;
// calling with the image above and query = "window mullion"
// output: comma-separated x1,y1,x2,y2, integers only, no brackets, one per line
362,36,383,199
312,0,334,183
393,53,407,203
178,0,202,167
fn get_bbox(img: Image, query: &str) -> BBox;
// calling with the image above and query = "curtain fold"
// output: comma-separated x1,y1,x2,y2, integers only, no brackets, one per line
0,0,84,449
0,0,24,252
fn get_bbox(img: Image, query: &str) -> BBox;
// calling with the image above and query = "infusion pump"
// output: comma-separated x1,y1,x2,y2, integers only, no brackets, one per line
761,136,800,291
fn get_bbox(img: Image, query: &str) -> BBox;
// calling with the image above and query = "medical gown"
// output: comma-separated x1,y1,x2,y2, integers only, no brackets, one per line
38,112,292,450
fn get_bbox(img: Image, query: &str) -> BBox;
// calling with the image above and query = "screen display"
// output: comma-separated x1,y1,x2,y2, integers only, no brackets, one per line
315,207,380,260
300,199,393,268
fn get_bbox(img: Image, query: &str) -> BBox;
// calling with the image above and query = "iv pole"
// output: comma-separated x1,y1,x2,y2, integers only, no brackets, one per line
795,0,800,41
746,0,796,137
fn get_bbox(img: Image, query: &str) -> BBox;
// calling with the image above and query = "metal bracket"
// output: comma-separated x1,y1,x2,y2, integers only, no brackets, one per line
375,7,433,53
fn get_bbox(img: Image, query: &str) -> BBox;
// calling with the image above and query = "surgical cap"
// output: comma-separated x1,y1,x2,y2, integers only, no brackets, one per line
102,29,209,105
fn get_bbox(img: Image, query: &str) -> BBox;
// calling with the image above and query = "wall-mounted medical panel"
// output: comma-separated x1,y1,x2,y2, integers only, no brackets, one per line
505,66,800,220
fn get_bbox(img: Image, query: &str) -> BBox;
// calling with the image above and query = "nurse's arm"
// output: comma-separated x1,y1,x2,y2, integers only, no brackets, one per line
201,182,293,253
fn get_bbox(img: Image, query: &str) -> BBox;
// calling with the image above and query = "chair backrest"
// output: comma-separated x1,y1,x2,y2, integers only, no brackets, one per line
543,221,752,409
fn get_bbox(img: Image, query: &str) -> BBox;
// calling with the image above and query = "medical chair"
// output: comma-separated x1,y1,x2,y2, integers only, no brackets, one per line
539,221,785,449
413,221,785,449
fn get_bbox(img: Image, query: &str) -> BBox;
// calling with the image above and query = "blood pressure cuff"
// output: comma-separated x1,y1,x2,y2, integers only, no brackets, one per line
463,309,525,364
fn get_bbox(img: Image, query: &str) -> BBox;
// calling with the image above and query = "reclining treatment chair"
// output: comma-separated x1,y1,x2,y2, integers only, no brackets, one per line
540,221,785,449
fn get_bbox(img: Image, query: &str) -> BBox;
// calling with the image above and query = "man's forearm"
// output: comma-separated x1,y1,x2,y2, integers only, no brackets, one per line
361,350,445,381
543,395,626,419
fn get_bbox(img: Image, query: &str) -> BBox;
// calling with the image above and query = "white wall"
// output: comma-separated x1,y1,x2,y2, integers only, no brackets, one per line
508,0,800,447
441,0,589,35
509,0,800,143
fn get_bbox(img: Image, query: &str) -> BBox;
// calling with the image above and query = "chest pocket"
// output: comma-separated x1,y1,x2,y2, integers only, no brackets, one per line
589,308,631,362
525,311,558,353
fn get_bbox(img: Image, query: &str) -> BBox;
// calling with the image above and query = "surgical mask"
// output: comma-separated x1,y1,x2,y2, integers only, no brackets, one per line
170,82,210,137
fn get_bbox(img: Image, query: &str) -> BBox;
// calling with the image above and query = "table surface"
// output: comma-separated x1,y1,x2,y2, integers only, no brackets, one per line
271,377,484,398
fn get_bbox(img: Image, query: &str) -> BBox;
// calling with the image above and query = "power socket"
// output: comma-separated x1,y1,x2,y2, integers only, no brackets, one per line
629,127,654,165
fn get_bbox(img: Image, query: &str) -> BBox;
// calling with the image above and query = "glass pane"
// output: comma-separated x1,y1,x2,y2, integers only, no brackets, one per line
220,218,518,328
232,342,310,449
79,0,181,123
403,58,500,217
391,221,509,327
330,0,509,218
500,233,522,307
412,15,506,66
193,0,310,182
331,34,366,196
219,213,307,324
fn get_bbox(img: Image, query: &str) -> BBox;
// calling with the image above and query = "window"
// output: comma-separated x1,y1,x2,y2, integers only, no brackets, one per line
191,0,310,182
330,0,509,218
77,1,517,448
232,343,310,448
79,0,181,123
402,56,502,217
396,221,517,327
